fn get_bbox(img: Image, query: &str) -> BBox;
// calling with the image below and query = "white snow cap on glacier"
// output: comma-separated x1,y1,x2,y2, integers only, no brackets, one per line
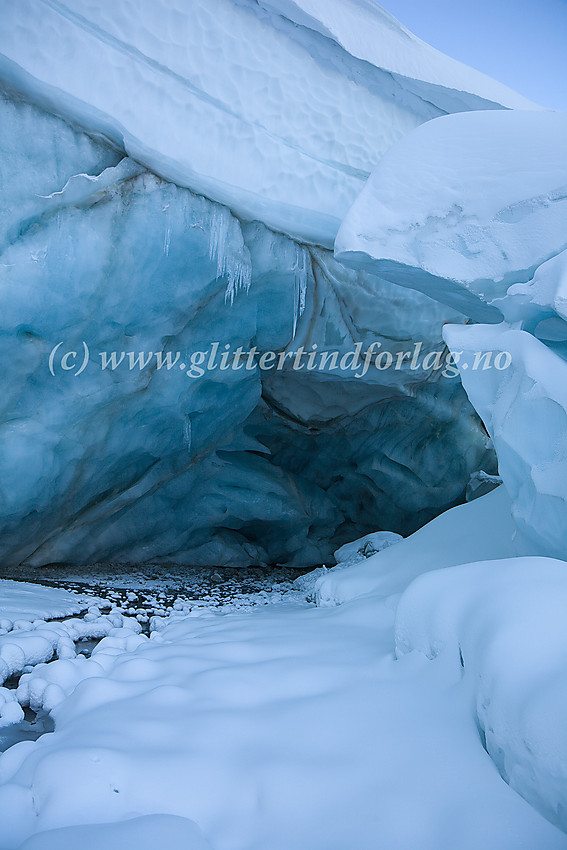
336,109,567,321
0,0,535,246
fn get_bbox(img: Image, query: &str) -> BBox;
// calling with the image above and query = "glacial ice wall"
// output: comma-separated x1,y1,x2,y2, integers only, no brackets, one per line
0,0,535,247
0,88,492,568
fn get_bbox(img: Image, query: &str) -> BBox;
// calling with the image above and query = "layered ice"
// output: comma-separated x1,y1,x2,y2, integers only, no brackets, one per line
0,0,535,246
0,88,493,568
336,110,567,321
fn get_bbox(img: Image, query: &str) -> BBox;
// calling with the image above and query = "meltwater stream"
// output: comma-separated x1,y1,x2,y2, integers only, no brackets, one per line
0,565,314,753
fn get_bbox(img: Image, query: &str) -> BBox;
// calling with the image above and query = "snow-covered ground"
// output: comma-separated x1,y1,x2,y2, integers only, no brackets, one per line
1,542,567,850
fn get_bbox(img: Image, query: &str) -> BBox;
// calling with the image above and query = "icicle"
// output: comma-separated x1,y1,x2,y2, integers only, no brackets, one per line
224,259,251,306
208,208,230,278
292,244,309,337
208,207,251,305
163,224,170,257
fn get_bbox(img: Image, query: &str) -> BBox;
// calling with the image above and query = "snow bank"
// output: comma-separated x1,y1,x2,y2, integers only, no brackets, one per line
0,593,141,694
444,323,567,560
16,631,148,714
315,485,521,605
0,581,84,624
0,0,533,246
396,557,567,833
0,688,24,729
1,593,565,850
336,109,567,320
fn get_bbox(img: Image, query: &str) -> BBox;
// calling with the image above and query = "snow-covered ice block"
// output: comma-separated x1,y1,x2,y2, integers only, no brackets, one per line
396,556,567,833
334,530,402,565
336,110,567,321
0,0,534,246
315,486,521,605
17,814,212,850
445,322,567,560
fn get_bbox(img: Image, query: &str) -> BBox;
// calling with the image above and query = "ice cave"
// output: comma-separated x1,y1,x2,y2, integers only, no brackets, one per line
0,1,566,849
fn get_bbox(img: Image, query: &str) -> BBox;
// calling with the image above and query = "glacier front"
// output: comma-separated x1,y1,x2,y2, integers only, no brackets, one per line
0,0,516,570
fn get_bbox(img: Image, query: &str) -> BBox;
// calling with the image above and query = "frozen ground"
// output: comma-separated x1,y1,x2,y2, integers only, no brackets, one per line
1,541,567,850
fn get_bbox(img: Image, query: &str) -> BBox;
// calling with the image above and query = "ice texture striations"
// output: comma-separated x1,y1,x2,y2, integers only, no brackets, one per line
0,88,494,568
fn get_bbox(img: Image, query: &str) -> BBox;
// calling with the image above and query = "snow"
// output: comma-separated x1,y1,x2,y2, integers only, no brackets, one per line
0,608,141,689
315,485,522,606
336,109,567,321
0,4,566,847
505,250,567,334
1,578,567,850
0,689,24,729
17,814,212,850
333,529,402,565
0,581,84,623
396,556,567,833
0,1,534,247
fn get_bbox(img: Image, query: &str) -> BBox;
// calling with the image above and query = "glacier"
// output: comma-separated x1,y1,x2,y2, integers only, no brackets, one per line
0,0,538,569
0,79,496,569
2,2,567,848
335,104,567,564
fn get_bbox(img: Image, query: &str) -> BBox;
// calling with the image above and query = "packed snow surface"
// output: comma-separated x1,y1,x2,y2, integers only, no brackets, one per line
336,110,567,320
0,0,534,245
0,568,567,850
17,815,212,850
396,556,567,833
1,570,567,850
